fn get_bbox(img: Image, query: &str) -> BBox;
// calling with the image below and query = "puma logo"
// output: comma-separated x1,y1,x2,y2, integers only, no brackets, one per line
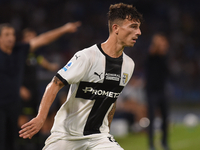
107,136,117,143
94,72,103,79
75,55,80,60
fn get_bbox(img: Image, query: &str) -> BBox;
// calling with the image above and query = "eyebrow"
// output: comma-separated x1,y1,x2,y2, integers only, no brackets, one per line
130,23,140,26
131,23,139,25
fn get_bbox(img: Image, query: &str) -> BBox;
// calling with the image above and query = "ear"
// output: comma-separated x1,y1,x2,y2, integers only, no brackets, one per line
112,24,119,35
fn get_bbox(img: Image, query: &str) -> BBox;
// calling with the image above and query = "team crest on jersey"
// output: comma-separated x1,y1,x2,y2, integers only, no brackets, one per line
62,61,73,71
122,73,128,84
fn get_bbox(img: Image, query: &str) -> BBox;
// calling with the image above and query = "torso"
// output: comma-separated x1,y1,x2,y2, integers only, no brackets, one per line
52,44,135,137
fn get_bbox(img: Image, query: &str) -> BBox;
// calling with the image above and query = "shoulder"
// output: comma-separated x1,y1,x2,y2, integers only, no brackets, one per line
123,52,135,66
76,44,99,61
80,44,98,55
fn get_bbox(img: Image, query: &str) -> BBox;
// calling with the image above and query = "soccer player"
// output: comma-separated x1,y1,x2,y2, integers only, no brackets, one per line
19,3,143,150
0,21,81,150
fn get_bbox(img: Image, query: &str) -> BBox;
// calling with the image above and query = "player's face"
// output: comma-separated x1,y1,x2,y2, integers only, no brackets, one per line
0,27,16,49
117,19,141,47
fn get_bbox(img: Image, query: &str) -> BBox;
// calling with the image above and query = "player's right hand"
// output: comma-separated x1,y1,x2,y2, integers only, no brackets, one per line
19,116,44,139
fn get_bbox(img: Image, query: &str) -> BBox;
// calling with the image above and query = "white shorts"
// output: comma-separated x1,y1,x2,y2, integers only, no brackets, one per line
43,132,124,150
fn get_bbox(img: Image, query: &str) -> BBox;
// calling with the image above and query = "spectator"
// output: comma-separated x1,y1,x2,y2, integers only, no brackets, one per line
145,33,170,150
0,21,81,150
18,28,61,150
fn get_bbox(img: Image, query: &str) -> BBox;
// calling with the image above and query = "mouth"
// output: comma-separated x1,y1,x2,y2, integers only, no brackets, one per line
7,41,15,47
132,38,137,43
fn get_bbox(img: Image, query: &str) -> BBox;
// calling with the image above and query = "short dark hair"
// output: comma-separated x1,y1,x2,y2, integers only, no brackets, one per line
0,23,14,35
107,3,143,33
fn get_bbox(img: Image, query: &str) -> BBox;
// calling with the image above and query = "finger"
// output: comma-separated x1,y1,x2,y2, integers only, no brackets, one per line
28,129,39,139
19,124,37,138
21,121,32,129
20,127,36,139
19,124,33,134
75,21,82,27
19,128,32,137
24,128,39,139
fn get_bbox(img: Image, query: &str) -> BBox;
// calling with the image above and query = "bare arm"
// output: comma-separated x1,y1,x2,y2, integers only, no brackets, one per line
29,21,81,52
108,102,116,129
19,76,64,139
37,55,59,71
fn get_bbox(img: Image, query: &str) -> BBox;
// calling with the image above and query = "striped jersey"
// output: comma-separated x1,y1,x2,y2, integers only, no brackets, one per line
52,44,135,137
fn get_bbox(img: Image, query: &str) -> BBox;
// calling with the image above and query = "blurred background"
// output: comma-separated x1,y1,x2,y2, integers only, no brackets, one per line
1,0,200,149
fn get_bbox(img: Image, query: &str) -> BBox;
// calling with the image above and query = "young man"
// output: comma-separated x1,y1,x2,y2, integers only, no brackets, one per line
0,21,81,150
19,3,143,150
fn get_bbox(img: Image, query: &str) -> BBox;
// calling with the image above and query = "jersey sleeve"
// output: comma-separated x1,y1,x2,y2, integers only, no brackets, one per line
56,51,90,85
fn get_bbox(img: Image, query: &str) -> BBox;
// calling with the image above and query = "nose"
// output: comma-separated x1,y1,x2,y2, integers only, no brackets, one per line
9,34,16,42
137,28,141,36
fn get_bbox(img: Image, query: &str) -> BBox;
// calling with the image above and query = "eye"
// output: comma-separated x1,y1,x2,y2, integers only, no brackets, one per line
130,25,138,29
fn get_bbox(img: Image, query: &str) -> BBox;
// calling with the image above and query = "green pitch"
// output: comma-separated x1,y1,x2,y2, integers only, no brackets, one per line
115,124,200,150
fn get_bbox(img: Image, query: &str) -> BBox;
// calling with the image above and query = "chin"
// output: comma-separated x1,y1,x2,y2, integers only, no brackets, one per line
7,44,15,49
126,44,135,47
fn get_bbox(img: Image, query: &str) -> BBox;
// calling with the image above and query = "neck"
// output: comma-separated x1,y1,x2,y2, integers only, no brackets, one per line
101,36,124,58
0,45,13,55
